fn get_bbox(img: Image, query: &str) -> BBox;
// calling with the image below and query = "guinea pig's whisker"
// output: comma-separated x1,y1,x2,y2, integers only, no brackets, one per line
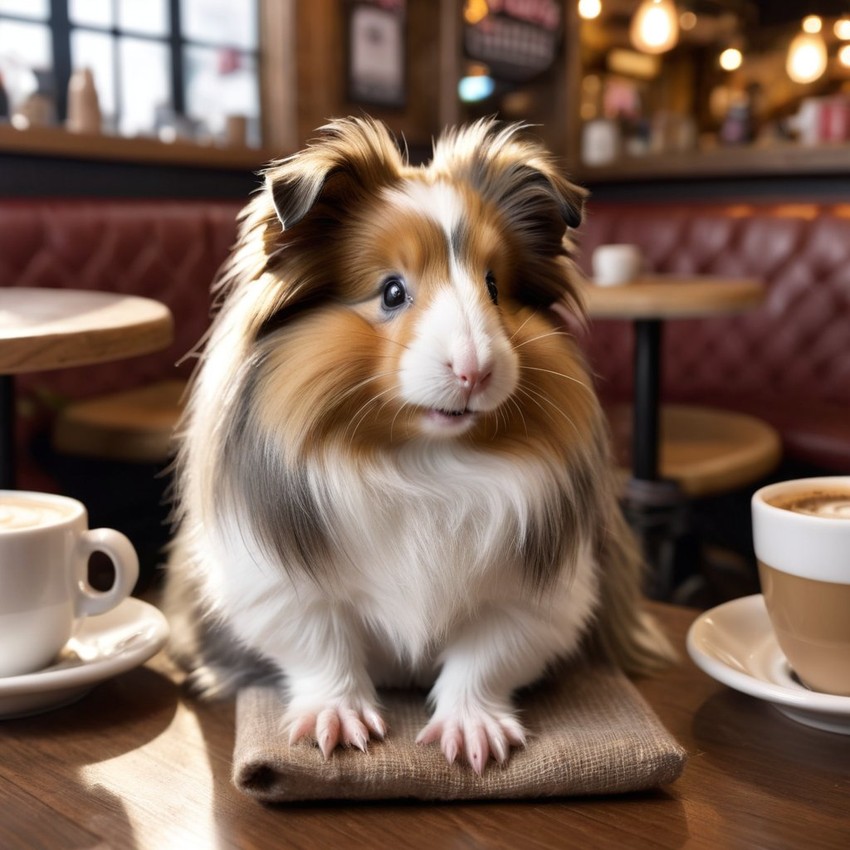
513,328,573,349
522,365,589,391
517,383,581,439
343,329,414,357
491,406,508,440
374,335,414,355
509,310,539,342
389,398,411,442
335,370,400,404
505,395,529,439
515,386,559,430
345,386,399,442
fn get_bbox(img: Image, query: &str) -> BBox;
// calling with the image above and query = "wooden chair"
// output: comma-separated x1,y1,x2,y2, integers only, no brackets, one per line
52,379,186,464
605,403,781,499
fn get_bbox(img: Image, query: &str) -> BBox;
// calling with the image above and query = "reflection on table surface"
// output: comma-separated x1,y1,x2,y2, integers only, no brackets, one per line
0,600,847,850
0,288,173,374
579,275,764,319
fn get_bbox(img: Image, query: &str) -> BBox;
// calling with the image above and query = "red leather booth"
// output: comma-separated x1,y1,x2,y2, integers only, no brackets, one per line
574,200,850,473
3,196,849,491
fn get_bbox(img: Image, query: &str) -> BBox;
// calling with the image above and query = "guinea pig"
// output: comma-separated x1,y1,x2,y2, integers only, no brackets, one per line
163,116,674,774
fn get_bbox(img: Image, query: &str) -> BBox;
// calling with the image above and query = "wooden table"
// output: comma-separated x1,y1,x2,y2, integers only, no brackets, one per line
1,601,846,849
579,275,764,485
0,288,174,488
577,276,767,599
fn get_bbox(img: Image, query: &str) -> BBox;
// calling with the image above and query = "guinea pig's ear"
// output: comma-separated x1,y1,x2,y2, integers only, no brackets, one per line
433,119,586,239
264,117,405,230
530,161,586,230
266,160,327,231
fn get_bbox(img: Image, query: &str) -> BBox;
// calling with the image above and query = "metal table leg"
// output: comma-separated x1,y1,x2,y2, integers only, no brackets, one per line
633,319,661,481
622,319,687,600
0,374,15,489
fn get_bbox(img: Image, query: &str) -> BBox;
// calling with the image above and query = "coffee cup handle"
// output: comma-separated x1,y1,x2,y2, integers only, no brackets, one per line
74,528,140,617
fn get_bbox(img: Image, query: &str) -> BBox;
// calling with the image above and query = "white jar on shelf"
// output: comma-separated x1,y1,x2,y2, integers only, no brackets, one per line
66,68,102,135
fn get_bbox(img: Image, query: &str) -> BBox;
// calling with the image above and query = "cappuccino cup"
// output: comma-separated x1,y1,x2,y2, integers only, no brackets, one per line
591,244,643,286
0,490,139,678
752,477,850,696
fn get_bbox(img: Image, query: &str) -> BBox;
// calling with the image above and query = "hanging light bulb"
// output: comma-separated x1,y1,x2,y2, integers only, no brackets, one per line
786,19,828,84
719,48,743,72
630,0,679,55
578,0,602,21
802,15,822,35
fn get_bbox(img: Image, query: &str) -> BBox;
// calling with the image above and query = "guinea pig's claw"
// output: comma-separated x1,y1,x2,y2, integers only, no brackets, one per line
287,703,386,758
417,710,526,773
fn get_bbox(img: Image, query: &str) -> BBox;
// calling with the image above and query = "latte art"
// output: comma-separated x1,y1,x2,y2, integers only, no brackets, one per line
769,489,850,519
0,498,73,531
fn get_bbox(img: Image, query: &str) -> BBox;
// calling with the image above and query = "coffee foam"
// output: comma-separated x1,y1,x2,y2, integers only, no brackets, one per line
769,490,850,520
753,479,850,584
0,497,74,532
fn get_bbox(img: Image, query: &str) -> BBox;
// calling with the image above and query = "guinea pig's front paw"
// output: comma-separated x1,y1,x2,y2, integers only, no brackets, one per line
415,705,527,775
285,700,387,760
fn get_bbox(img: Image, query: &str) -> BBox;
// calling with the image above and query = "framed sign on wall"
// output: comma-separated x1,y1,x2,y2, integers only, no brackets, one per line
347,0,407,108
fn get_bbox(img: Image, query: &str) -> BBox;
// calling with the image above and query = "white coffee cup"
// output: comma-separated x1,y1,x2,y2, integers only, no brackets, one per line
591,244,643,286
752,477,850,695
0,490,139,678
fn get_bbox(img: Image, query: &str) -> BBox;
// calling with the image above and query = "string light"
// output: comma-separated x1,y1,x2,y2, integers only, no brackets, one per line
786,22,828,84
802,15,822,34
719,48,742,72
630,0,679,55
578,0,602,20
679,11,697,31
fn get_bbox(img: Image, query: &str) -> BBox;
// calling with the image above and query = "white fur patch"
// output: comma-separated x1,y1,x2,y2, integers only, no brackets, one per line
383,181,465,248
191,446,598,692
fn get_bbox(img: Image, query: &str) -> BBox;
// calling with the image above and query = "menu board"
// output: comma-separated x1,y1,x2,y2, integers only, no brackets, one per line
464,0,562,83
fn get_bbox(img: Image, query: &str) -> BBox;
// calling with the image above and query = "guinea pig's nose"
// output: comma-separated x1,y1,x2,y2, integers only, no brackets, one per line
450,348,492,391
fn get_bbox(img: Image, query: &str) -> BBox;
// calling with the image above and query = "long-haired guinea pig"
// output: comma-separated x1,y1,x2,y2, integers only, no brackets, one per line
164,117,674,774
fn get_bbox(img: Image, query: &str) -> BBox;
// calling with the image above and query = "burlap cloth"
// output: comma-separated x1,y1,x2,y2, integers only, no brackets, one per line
232,658,686,803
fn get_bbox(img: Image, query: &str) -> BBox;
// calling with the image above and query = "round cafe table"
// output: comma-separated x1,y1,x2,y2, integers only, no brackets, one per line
579,274,766,484
575,274,770,598
0,288,174,489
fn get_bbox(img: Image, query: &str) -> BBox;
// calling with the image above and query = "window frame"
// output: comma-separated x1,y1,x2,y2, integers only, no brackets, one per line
0,0,261,141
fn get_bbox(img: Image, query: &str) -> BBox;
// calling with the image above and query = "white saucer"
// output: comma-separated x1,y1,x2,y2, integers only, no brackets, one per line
687,594,850,735
0,597,169,719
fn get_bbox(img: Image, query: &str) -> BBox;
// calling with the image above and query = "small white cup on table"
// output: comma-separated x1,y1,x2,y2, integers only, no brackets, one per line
591,244,643,287
0,490,139,678
752,476,850,696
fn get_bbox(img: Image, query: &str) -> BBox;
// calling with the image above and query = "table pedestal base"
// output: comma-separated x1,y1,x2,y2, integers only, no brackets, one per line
622,477,689,601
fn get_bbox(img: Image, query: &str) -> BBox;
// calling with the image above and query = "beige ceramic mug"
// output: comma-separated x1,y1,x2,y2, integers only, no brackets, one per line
0,490,139,678
591,244,643,286
752,476,850,696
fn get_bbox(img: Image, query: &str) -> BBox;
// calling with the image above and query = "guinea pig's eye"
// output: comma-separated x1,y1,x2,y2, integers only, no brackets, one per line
485,271,498,305
382,276,409,311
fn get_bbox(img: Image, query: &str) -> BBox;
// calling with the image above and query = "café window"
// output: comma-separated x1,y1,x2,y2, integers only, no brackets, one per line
0,0,260,146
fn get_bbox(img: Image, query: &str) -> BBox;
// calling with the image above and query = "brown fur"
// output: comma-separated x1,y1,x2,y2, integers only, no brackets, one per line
167,117,675,695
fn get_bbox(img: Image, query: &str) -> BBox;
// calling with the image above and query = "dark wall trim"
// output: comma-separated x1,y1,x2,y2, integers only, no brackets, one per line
584,176,850,203
0,154,262,198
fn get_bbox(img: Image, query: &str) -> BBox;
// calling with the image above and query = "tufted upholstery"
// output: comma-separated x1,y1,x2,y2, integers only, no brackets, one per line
1,198,242,403
4,197,848,483
0,199,242,490
574,201,850,471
